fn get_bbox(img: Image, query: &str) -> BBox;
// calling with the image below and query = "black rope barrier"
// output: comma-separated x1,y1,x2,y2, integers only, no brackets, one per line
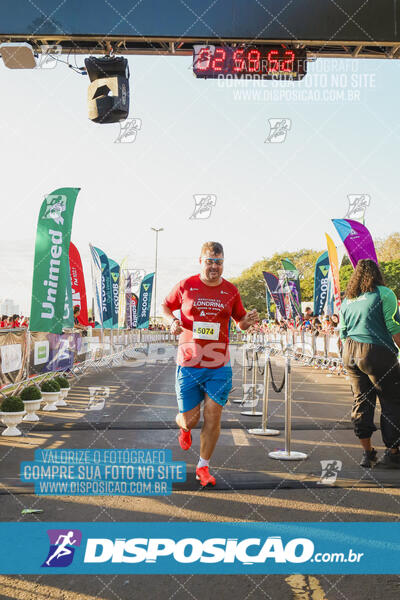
255,351,265,375
268,358,285,393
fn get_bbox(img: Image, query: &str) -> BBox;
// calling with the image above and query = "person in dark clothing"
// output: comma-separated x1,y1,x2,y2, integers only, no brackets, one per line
340,259,400,469
73,306,87,331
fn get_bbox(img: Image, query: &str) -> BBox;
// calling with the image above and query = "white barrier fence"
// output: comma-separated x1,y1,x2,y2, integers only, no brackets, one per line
241,330,342,370
0,328,176,397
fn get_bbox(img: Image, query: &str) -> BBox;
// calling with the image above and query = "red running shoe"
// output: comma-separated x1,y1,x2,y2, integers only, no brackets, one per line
178,428,192,450
196,466,216,487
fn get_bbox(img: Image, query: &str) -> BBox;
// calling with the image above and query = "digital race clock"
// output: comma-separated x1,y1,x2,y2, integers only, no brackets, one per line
193,45,307,80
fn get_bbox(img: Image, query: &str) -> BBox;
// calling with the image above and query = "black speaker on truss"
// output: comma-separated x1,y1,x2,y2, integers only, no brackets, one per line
84,56,130,124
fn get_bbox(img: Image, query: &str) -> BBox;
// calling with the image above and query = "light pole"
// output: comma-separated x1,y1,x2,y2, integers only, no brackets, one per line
151,227,163,323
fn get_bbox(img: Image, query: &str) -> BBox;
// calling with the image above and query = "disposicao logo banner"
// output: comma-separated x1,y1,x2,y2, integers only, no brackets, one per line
137,272,154,329
332,218,378,268
1,522,400,574
30,188,80,333
69,242,88,325
109,258,120,329
94,247,113,328
313,251,330,316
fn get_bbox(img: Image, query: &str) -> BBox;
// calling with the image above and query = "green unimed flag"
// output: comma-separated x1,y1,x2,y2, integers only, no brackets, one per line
30,188,80,333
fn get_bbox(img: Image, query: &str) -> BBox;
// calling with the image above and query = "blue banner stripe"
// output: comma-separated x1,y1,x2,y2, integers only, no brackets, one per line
0,523,399,574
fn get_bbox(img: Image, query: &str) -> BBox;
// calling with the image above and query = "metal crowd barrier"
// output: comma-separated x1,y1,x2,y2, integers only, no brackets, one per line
0,328,176,398
233,339,308,459
246,345,280,437
234,331,343,461
241,330,343,372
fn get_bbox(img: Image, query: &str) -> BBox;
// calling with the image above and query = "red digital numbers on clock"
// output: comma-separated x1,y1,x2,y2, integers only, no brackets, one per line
247,49,261,72
233,48,245,72
282,50,295,72
267,49,279,72
197,47,211,71
211,47,226,71
193,45,306,80
267,49,295,73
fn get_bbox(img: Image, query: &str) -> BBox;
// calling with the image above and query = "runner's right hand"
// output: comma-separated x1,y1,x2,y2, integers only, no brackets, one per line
171,319,183,335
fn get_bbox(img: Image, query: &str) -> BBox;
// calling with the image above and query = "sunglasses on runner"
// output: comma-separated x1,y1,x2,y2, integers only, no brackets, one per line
201,258,224,265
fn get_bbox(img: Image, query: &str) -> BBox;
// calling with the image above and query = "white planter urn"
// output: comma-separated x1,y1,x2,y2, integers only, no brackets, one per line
55,387,70,407
41,391,60,411
23,399,42,422
0,411,26,436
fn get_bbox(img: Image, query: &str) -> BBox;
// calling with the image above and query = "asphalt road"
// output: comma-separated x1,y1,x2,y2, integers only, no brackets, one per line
0,347,399,599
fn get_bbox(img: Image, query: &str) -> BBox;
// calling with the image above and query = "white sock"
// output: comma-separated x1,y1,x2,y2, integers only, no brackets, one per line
197,457,209,469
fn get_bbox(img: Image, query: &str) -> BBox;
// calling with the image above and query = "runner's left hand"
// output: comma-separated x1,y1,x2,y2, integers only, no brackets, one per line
246,309,259,325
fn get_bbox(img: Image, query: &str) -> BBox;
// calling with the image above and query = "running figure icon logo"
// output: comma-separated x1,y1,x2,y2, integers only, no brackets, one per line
114,118,142,143
189,194,217,219
42,529,82,567
318,460,342,485
41,194,67,225
345,194,370,222
37,44,62,69
241,384,264,408
265,118,291,143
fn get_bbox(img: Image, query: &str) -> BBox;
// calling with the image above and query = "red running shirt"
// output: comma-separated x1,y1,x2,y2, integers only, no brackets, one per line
164,274,246,368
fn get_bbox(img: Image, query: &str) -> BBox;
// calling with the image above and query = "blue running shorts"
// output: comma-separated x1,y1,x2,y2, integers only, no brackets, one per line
175,364,233,413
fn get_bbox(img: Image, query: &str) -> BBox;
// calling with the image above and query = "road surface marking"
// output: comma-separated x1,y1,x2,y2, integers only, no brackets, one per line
231,428,250,446
285,574,328,599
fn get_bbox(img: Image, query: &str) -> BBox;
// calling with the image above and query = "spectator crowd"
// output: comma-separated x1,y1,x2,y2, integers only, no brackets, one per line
0,315,29,328
243,307,340,337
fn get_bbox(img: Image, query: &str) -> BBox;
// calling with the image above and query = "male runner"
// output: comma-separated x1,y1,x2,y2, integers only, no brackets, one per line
162,241,259,486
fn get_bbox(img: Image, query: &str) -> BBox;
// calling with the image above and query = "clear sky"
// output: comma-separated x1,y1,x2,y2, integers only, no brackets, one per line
0,52,399,315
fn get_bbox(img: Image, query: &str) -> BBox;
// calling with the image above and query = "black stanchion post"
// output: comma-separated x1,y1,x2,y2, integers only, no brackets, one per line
268,352,308,461
248,348,280,436
286,355,292,453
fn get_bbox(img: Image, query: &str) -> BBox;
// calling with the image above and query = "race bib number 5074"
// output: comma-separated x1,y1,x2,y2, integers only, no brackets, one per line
192,321,220,340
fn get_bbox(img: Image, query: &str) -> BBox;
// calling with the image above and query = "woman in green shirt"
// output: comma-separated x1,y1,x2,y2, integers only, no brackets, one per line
340,259,400,469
